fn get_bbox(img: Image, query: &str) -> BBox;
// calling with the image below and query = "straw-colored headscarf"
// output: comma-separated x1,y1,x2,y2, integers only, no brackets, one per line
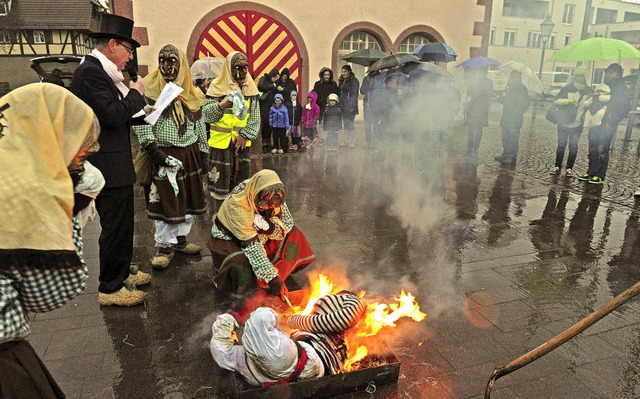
0,83,99,269
217,169,283,241
207,51,259,98
143,44,205,130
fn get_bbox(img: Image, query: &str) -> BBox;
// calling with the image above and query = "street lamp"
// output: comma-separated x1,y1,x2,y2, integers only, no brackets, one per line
538,14,555,79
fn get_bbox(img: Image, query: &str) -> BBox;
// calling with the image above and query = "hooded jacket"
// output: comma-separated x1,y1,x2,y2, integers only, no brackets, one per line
275,68,297,104
312,67,339,114
285,91,302,127
269,94,289,129
339,71,360,117
301,91,321,128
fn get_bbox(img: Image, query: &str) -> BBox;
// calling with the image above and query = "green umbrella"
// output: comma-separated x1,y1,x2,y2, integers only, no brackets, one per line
546,37,640,62
342,48,387,67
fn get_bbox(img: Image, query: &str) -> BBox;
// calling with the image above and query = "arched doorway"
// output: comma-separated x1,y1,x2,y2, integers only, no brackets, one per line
193,10,303,89
399,33,436,53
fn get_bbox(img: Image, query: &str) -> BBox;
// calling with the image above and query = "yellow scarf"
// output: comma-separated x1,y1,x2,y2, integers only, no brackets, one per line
217,170,283,241
144,45,205,128
207,51,260,98
0,83,98,266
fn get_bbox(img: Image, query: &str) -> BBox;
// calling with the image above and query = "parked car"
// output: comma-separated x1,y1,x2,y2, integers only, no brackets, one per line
30,55,82,89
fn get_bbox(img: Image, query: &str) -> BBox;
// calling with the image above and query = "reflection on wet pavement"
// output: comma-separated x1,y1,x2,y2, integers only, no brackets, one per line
31,112,640,398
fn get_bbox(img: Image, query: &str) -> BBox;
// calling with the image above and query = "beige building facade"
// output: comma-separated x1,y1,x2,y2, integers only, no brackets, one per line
124,0,491,93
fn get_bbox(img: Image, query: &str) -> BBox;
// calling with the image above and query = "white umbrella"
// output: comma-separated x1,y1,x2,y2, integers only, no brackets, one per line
190,57,225,81
498,61,543,96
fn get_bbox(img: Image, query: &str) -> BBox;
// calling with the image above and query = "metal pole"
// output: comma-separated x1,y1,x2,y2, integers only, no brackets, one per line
538,40,547,79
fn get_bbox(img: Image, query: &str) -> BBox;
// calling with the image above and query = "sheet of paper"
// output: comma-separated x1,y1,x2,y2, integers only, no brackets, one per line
144,82,184,125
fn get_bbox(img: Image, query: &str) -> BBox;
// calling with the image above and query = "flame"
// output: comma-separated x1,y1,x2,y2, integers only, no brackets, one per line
292,274,426,371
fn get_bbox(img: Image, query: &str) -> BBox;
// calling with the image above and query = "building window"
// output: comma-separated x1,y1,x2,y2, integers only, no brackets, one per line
503,30,516,46
562,4,575,24
593,68,606,84
399,33,431,53
549,33,556,49
624,11,640,22
595,8,618,24
0,2,7,16
527,32,542,48
564,34,571,46
339,31,381,52
33,30,45,44
490,28,496,45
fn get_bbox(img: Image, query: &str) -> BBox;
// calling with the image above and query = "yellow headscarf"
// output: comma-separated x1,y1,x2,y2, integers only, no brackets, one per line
217,169,283,241
143,44,205,129
0,83,98,268
207,51,260,98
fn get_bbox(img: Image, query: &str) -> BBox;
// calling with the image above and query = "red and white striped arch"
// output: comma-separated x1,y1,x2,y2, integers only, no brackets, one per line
195,10,302,89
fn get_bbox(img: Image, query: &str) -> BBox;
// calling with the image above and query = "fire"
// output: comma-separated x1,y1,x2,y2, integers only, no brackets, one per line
292,274,426,371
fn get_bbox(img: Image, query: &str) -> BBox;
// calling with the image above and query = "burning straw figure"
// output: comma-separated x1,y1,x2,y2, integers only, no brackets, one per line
209,291,367,386
209,169,315,298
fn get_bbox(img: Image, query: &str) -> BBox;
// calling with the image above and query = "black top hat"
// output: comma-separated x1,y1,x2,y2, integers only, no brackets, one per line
91,13,140,48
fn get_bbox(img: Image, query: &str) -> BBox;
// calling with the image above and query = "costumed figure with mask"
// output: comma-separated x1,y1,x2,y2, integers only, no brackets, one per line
203,51,260,201
209,292,367,386
133,44,208,270
0,84,102,398
209,169,315,298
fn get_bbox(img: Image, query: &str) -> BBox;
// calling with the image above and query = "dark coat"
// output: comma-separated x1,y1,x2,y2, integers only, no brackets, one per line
286,100,302,126
466,75,493,128
70,55,146,188
275,68,297,104
312,67,339,115
258,73,278,117
498,82,530,129
339,72,360,118
603,77,633,125
322,104,342,132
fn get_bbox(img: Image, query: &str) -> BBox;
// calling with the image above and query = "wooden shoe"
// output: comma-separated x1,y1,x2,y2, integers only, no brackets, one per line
98,285,146,307
173,242,201,255
125,265,151,286
152,248,174,270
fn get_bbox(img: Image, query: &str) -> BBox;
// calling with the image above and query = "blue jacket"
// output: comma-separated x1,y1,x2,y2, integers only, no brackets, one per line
269,105,289,129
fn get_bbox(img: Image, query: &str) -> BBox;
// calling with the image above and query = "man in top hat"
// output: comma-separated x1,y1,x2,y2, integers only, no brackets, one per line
71,13,153,307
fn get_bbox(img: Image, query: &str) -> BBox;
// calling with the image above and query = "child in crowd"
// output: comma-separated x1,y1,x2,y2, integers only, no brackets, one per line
286,90,303,151
301,91,320,148
269,93,289,154
322,93,342,150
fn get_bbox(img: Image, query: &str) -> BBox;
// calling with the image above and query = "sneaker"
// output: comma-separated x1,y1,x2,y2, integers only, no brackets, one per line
634,188,640,197
550,166,561,175
125,265,151,286
271,148,277,154
291,145,298,151
565,168,573,177
151,247,175,270
98,285,146,307
173,241,202,255
577,173,591,181
588,176,604,184
277,149,284,154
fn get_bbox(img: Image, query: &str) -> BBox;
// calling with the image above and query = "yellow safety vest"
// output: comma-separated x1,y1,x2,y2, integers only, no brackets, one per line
208,99,252,149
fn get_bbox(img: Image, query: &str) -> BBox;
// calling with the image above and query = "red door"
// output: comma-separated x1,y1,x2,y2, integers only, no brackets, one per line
195,10,302,89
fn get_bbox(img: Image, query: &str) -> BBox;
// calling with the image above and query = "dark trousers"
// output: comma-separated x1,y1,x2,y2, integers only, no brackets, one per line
586,123,617,179
555,125,582,169
501,125,521,161
95,185,134,293
364,112,376,146
260,115,272,148
271,127,287,150
467,125,484,153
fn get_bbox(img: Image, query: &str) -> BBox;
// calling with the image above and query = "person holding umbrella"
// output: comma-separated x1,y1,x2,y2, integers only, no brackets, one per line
495,70,530,164
578,63,632,184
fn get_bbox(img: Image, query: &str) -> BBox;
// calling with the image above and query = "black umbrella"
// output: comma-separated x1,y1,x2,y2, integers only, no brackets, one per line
401,61,454,81
342,48,387,67
412,43,457,63
368,53,422,73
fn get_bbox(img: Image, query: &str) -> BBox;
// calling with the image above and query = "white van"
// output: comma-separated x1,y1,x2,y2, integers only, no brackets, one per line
540,71,570,99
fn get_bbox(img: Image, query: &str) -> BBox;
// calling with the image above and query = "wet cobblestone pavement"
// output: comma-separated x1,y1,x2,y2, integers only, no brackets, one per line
30,102,640,398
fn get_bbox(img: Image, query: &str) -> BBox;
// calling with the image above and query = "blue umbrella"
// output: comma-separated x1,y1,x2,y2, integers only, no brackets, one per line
456,56,501,68
413,43,457,63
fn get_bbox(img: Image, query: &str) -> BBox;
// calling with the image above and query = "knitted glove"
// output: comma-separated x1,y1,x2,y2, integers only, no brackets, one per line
145,142,169,166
